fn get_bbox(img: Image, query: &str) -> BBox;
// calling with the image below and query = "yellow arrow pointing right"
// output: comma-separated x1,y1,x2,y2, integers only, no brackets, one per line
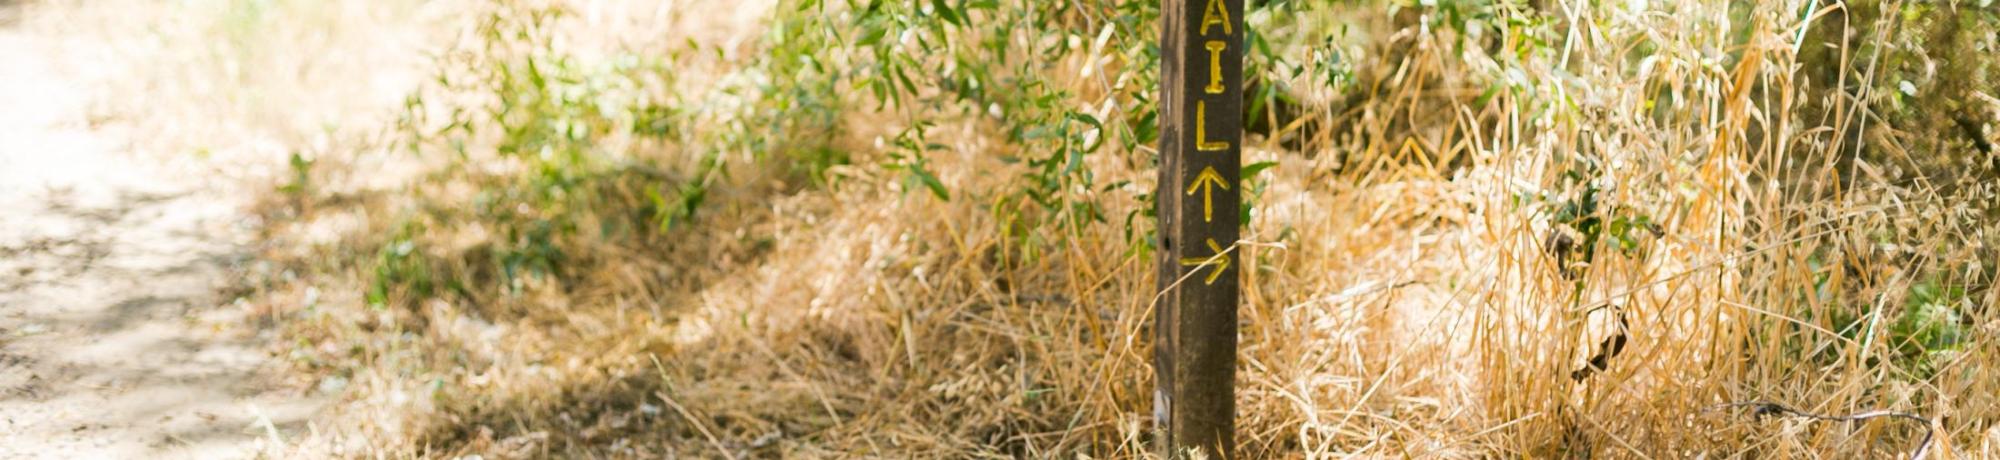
1176,238,1231,285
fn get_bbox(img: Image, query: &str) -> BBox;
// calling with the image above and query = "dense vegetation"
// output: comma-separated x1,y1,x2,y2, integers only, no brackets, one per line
41,0,1998,457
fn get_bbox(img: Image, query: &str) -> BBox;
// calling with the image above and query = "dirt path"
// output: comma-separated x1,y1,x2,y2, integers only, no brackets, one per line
0,16,321,460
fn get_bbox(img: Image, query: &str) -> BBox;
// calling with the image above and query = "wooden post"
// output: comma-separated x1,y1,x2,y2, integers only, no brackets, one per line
1154,0,1243,457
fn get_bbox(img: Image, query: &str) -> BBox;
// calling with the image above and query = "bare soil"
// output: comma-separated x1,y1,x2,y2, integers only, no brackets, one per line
0,19,321,459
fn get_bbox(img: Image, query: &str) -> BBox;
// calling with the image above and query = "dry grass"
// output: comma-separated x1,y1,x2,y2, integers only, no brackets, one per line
22,0,2000,457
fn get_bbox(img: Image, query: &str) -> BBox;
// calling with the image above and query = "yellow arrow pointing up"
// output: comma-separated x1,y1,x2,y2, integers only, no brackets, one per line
1186,166,1229,222
1177,238,1231,285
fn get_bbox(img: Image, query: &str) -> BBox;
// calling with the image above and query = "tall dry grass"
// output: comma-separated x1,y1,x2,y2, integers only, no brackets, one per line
23,0,1998,457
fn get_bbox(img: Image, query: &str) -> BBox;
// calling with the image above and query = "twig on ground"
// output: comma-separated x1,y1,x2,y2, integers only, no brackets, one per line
1705,401,1935,459
652,355,740,460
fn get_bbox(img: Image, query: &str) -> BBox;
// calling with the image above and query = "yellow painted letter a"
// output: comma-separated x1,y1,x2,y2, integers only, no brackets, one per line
1200,0,1231,36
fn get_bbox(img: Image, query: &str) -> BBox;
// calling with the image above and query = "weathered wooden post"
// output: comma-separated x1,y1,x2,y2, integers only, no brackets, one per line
1153,0,1243,457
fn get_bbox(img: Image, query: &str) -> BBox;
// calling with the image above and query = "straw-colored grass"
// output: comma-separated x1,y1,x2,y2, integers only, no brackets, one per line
22,0,1998,457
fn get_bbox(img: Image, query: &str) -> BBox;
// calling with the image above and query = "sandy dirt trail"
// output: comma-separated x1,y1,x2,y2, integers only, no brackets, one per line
0,11,321,460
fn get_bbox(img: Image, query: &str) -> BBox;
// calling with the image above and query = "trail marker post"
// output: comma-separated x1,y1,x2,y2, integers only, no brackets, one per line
1154,0,1243,457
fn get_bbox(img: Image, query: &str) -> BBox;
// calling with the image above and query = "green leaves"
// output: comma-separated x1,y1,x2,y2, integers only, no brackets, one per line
929,0,963,26
889,122,951,201
278,151,314,196
1890,280,1969,374
908,164,952,201
1242,160,1279,178
751,0,1318,259
368,221,436,309
379,0,715,305
1527,172,1661,281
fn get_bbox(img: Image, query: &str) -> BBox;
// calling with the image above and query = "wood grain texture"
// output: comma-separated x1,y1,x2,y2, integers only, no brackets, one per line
1153,0,1242,457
